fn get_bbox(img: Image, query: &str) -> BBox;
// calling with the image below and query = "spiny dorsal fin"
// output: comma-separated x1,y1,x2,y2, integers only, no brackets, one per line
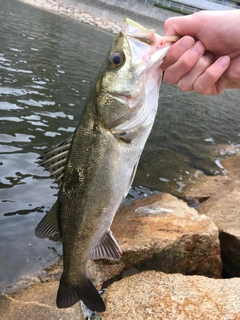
38,135,73,187
90,230,122,260
35,201,61,239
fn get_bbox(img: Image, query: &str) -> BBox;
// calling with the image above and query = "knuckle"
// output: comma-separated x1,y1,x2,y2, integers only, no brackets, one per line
163,70,178,85
179,56,195,71
178,79,192,92
193,80,208,95
199,54,214,69
193,81,203,93
164,17,175,29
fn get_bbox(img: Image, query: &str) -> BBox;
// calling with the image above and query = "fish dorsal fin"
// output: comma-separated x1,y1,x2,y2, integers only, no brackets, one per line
90,230,122,261
35,201,61,240
38,135,73,187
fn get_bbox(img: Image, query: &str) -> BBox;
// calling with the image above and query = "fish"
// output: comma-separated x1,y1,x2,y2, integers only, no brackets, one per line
35,19,178,312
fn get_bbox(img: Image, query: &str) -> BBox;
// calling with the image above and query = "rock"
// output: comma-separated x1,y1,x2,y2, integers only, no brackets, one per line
0,281,84,320
214,144,240,157
222,152,240,181
184,173,232,202
196,182,240,277
99,270,240,320
88,193,222,289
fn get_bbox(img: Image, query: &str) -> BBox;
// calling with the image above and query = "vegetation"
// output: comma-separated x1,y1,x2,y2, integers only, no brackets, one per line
154,3,189,15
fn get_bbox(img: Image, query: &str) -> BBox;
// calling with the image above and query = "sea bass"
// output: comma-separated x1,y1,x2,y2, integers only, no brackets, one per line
35,19,178,312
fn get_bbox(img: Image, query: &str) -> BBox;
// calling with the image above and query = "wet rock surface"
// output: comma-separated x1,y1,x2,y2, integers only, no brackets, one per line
185,173,233,201
222,152,240,181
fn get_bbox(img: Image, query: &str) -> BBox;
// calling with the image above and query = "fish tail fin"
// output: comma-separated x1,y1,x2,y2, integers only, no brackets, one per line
56,276,106,312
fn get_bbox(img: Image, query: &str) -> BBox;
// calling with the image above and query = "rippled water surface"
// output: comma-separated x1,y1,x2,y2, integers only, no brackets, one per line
0,0,240,290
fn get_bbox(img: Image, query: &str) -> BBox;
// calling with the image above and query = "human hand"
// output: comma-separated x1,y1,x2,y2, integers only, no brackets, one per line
161,10,240,95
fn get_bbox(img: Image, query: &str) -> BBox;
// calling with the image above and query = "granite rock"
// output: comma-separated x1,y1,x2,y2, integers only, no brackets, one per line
0,281,84,320
89,193,222,289
100,271,240,320
197,182,240,277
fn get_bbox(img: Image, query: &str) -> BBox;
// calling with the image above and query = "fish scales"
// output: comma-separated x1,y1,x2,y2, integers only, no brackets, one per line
36,18,179,312
60,102,148,250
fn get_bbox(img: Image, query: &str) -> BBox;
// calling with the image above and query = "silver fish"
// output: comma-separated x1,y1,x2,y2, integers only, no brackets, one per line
36,19,178,312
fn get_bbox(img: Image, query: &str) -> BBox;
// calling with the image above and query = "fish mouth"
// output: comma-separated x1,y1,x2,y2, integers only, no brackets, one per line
109,92,152,133
122,18,179,66
123,18,179,45
111,93,141,109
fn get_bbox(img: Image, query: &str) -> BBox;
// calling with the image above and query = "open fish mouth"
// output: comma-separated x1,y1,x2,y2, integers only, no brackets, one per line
123,18,179,66
106,19,180,133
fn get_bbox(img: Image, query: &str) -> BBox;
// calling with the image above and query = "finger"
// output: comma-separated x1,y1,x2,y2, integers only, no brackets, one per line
164,41,206,85
224,58,240,89
164,15,195,37
161,36,194,69
193,55,230,95
177,52,214,92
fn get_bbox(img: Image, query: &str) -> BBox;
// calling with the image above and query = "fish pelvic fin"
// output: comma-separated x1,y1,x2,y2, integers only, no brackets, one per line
35,201,61,240
90,230,122,260
56,277,106,312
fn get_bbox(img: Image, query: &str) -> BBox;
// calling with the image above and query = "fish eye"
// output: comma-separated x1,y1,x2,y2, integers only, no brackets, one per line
108,51,124,68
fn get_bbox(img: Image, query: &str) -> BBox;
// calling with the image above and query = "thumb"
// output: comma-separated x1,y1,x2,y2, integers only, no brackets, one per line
164,15,197,37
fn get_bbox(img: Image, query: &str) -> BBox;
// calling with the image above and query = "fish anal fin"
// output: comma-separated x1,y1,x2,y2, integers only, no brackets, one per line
90,230,122,261
35,201,61,239
57,277,106,312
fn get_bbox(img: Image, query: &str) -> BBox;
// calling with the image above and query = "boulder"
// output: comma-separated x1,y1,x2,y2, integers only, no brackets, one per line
196,182,240,277
88,193,222,289
100,270,240,320
0,281,84,320
184,173,232,202
222,152,240,181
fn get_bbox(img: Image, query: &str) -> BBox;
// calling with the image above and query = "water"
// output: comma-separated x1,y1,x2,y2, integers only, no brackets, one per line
0,0,240,291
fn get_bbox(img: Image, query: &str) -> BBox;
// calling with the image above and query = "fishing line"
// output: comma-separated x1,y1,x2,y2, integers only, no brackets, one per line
159,91,193,98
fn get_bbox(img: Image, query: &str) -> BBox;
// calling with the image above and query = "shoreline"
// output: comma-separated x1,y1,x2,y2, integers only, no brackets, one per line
18,0,123,34
16,0,176,34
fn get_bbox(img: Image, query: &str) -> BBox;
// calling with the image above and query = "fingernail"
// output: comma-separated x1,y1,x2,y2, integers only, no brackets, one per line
179,36,195,51
218,56,230,68
192,41,205,55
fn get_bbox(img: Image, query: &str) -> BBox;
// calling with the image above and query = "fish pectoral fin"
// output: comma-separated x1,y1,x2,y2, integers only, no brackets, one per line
124,156,140,198
57,276,106,312
113,130,138,143
90,230,122,260
35,201,61,239
38,134,73,187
